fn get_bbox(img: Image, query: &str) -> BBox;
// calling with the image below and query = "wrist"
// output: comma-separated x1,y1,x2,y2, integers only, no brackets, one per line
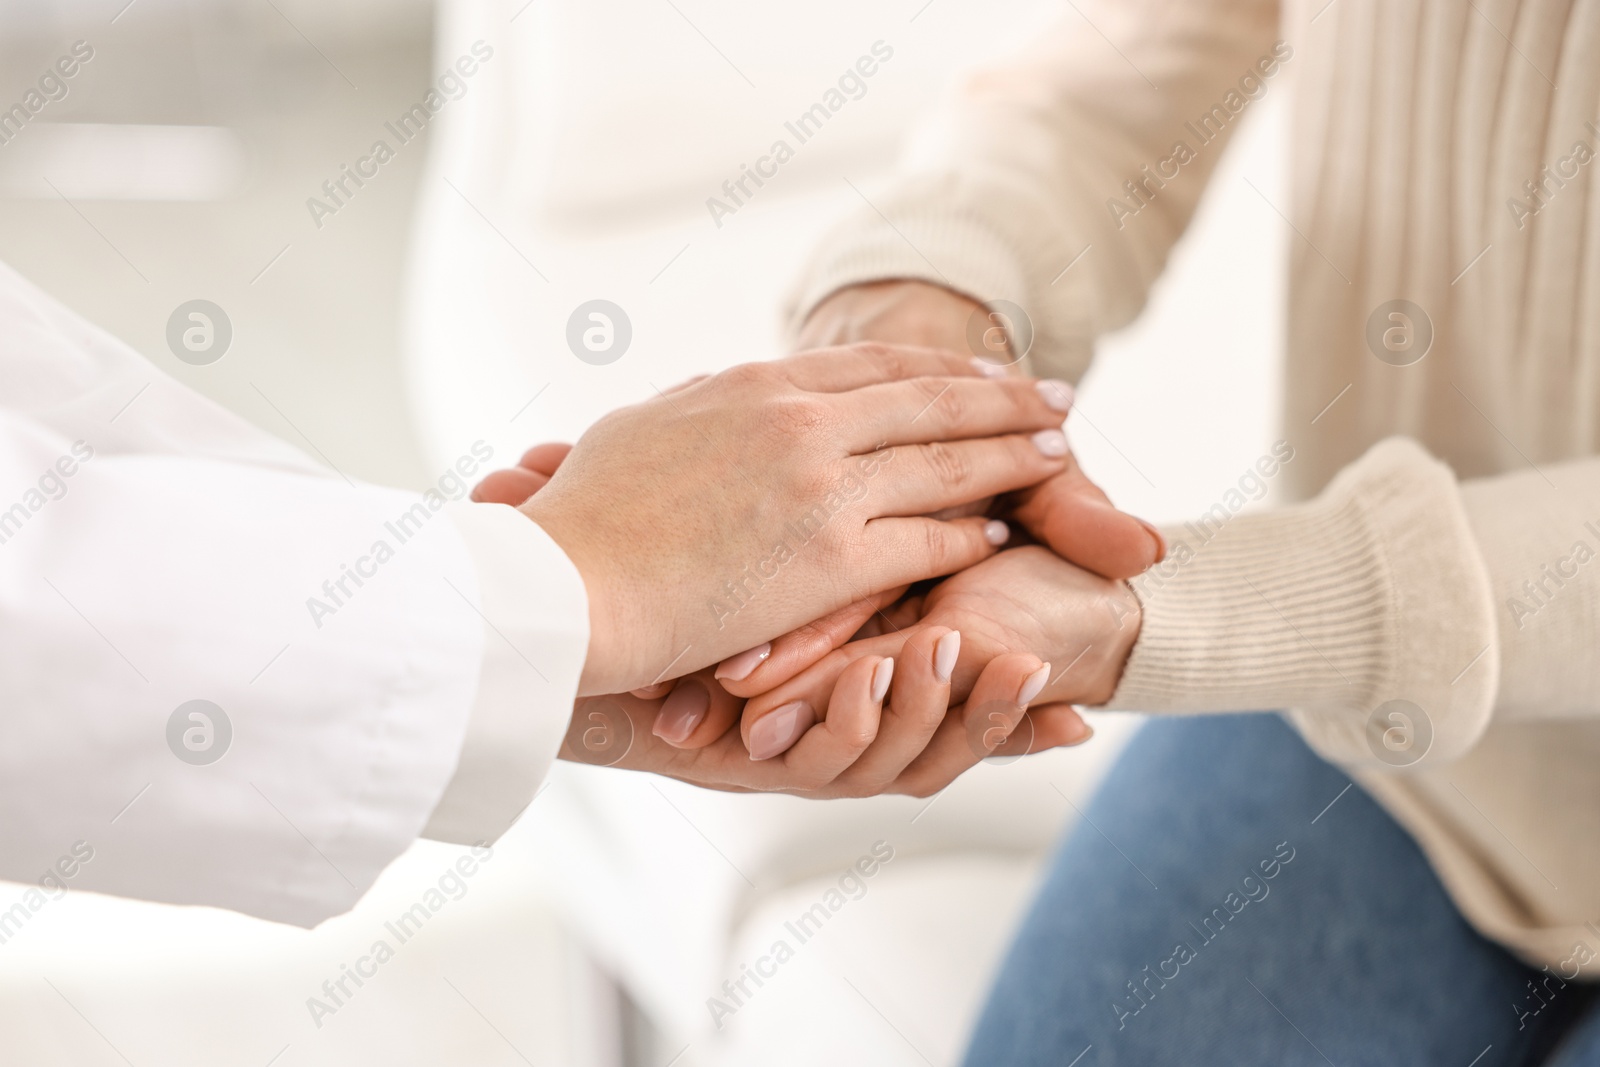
518,495,631,697
797,280,987,354
1081,580,1142,705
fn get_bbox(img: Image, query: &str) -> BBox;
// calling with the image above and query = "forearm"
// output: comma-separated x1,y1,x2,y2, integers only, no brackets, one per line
786,0,1283,378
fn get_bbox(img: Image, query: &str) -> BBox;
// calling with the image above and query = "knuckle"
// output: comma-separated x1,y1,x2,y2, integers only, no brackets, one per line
845,340,896,365
719,361,773,389
920,520,960,573
919,379,967,426
762,395,834,441
837,719,878,752
921,440,971,489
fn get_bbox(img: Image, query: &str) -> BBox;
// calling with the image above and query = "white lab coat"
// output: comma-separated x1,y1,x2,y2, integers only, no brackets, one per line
0,261,589,927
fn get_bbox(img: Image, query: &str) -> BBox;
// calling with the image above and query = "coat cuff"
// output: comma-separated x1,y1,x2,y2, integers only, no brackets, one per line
1105,437,1499,768
424,503,589,844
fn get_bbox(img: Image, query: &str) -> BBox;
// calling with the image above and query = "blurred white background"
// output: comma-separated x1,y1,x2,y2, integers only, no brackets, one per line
0,0,1285,1064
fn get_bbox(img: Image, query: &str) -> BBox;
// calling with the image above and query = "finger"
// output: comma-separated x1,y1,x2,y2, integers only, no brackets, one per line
891,652,1050,796
757,655,890,788
999,703,1094,754
518,442,573,475
777,342,989,393
649,671,743,750
471,466,550,504
834,375,1073,451
741,631,902,733
714,586,907,698
857,515,1014,588
856,593,924,637
871,434,1069,515
1010,455,1165,579
829,627,959,793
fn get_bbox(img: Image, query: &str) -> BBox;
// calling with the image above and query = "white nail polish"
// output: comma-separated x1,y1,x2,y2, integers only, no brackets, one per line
871,658,895,703
984,520,1010,546
934,631,961,683
1036,379,1074,412
715,642,772,682
1032,429,1068,457
1018,663,1051,706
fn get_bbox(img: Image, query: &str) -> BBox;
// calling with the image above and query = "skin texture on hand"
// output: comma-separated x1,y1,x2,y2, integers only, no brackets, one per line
517,344,1077,696
737,546,1142,760
796,279,993,355
561,634,1090,799
800,279,1166,579
473,445,1093,792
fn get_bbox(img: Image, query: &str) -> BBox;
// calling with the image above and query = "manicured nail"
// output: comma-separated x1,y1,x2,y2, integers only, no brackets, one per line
748,700,816,761
1032,429,1068,457
652,679,710,745
871,658,895,703
984,520,1010,546
1137,519,1167,563
715,642,772,682
969,357,1007,379
1067,721,1095,747
1018,663,1051,707
1036,379,1074,412
631,681,675,699
934,631,961,683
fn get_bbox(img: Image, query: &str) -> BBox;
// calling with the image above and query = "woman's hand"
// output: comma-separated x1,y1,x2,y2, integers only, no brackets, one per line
519,344,1078,696
562,633,1080,798
799,281,1165,579
735,546,1141,760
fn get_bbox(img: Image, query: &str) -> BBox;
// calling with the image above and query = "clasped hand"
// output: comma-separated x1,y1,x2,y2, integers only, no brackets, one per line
478,334,1159,799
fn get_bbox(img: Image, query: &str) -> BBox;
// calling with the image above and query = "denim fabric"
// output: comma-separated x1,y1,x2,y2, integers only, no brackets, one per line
963,714,1600,1067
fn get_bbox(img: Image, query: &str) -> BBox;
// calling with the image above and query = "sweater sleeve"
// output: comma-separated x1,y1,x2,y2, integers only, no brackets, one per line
784,0,1283,380
1104,435,1600,770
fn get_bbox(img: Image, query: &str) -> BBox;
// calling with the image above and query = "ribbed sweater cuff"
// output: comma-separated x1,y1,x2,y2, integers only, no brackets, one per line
1106,438,1500,768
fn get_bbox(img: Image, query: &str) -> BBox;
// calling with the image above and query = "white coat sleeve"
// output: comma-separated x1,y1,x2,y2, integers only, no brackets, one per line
0,261,588,927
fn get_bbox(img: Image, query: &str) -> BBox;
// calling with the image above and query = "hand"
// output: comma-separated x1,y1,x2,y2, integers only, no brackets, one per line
737,546,1141,761
800,281,1165,579
516,344,1079,696
562,629,1080,798
471,443,571,504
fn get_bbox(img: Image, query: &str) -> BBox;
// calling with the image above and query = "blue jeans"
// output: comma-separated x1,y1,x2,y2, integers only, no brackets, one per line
963,714,1600,1067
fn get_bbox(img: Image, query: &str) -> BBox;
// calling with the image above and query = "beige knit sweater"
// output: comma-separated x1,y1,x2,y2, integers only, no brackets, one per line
789,0,1600,972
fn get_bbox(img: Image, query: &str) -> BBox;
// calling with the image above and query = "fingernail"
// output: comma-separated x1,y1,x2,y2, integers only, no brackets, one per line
1137,519,1167,563
1032,429,1068,457
1018,663,1051,707
984,520,1010,546
715,642,772,682
652,679,710,745
1068,721,1095,747
1036,379,1074,412
934,631,961,683
748,700,816,761
871,658,895,703
969,357,1007,379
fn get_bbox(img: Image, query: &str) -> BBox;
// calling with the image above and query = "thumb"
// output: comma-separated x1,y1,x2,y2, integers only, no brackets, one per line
1010,457,1164,579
